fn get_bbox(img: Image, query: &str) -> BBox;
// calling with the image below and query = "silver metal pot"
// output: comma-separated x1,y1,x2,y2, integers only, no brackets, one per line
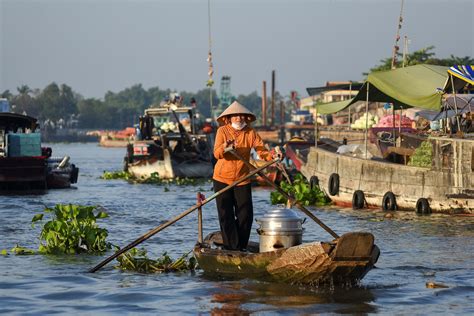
256,208,304,252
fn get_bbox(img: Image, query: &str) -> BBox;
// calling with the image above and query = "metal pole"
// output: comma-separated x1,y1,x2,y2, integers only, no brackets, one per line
314,107,318,148
348,82,352,127
399,107,402,137
392,104,396,147
450,74,462,134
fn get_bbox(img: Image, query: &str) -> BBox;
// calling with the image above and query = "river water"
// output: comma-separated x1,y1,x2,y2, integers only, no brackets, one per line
1,143,473,315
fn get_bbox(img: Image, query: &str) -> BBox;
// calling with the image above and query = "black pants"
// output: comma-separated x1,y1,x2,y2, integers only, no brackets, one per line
213,180,253,250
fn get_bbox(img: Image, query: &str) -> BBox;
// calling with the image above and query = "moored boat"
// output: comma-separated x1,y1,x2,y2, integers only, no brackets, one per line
0,112,79,191
46,156,79,189
99,127,136,148
301,65,474,214
124,95,213,179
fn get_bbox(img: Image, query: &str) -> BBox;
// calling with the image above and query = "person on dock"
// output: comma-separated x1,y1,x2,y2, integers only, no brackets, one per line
213,101,273,251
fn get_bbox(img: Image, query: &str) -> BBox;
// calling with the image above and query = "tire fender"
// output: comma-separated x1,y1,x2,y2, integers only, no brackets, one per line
310,176,319,190
382,191,397,211
416,198,431,215
352,190,365,209
328,173,340,196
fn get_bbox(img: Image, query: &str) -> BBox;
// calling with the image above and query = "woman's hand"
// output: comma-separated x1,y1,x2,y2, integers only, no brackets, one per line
271,146,284,161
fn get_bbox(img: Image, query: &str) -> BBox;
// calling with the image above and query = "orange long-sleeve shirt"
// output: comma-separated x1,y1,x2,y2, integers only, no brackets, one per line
213,124,271,185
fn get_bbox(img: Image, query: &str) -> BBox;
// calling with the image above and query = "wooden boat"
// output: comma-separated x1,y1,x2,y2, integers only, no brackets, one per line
194,231,380,286
99,127,136,148
124,98,213,179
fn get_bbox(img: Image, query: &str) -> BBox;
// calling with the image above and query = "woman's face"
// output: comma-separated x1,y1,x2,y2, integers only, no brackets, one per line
230,115,245,123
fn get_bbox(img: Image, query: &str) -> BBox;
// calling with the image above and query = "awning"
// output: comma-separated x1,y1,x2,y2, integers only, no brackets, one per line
353,64,448,110
443,65,474,92
314,99,354,114
310,64,448,114
306,82,364,96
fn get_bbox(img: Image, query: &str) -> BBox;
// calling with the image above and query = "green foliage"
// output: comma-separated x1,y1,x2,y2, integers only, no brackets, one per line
366,46,474,75
270,173,331,206
116,248,198,273
101,170,209,186
101,170,134,180
11,244,36,255
408,141,433,168
32,204,112,255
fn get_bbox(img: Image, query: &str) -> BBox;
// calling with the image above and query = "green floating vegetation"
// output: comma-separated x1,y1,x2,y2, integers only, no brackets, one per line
32,204,112,255
0,245,36,256
270,173,331,206
116,248,198,273
101,171,210,186
101,171,133,180
408,141,433,168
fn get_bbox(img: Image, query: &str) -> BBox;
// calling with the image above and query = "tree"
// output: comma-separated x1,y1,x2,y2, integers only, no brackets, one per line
366,46,474,75
1,90,13,99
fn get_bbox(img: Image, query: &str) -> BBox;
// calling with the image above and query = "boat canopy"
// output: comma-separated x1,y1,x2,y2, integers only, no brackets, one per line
310,64,449,114
443,65,474,92
306,82,364,96
0,112,38,131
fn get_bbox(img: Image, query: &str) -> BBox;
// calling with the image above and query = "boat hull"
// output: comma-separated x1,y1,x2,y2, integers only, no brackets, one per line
301,137,474,213
0,157,47,191
194,232,379,286
127,148,213,179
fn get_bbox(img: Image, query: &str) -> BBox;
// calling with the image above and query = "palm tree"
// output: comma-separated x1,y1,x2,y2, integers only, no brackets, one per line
17,85,31,96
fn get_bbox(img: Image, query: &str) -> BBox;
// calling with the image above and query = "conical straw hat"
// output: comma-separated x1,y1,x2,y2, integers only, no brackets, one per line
216,101,256,125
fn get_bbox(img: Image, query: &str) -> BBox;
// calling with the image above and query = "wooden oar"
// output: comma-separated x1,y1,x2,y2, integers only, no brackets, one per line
225,147,339,239
88,158,278,273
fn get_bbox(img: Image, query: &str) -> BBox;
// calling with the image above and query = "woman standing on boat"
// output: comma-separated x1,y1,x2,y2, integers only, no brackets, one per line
213,101,272,251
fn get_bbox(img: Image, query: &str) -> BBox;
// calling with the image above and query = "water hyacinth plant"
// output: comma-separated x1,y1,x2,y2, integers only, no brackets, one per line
116,248,198,273
101,170,209,186
32,204,112,254
270,173,331,206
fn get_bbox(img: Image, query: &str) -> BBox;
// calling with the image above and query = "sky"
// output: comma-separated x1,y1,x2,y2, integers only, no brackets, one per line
1,0,473,100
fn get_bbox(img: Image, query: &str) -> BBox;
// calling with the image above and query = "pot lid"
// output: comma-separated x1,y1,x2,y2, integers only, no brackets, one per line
258,208,302,222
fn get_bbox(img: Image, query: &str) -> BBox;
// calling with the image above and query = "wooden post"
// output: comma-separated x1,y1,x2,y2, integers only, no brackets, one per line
197,192,204,244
